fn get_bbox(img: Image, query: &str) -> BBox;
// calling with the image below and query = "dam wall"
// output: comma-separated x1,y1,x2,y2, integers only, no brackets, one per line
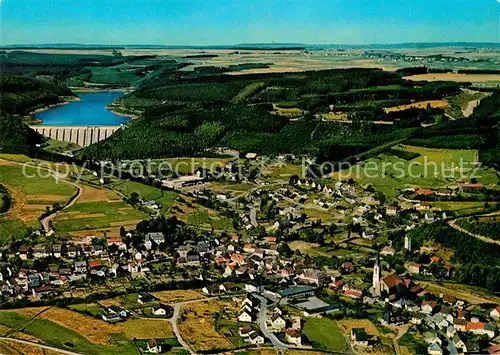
30,126,121,148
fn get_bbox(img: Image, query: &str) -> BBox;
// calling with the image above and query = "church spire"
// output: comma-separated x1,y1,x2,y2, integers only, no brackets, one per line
372,251,381,296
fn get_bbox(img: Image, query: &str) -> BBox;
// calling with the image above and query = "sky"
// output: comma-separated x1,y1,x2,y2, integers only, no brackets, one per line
1,0,499,45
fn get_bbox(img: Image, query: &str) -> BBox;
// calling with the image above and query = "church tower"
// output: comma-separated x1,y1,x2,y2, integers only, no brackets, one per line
404,235,411,252
372,251,381,296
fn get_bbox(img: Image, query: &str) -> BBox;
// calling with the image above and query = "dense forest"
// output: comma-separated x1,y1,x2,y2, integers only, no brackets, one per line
78,68,463,161
408,223,500,292
0,75,75,153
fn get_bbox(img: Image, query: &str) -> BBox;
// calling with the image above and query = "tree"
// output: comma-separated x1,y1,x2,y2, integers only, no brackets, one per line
278,243,293,258
129,192,140,205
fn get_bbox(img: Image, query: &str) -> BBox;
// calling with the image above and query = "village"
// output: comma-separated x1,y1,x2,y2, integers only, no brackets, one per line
0,153,499,354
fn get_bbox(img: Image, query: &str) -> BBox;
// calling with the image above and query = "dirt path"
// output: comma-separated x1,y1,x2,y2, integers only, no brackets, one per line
0,338,82,355
40,182,82,233
0,158,83,234
419,280,500,304
448,219,500,246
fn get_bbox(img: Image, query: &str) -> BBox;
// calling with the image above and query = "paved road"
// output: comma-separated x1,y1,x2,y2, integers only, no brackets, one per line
253,295,288,351
249,207,258,227
0,337,83,355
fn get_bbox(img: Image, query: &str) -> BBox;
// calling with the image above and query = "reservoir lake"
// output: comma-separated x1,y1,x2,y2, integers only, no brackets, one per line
35,91,128,126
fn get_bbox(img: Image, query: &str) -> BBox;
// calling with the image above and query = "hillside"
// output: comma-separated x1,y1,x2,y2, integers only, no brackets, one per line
78,68,461,161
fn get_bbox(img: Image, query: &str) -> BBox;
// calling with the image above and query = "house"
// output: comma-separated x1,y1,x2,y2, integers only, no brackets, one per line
146,232,165,245
238,310,254,323
285,329,302,346
453,318,467,331
342,262,355,274
279,285,316,300
102,311,122,323
351,328,369,346
378,273,404,295
239,325,253,338
488,344,500,355
490,305,500,320
151,304,171,317
248,331,264,344
452,334,467,353
290,316,301,330
421,301,438,314
298,269,328,286
446,325,456,339
406,263,422,275
411,313,423,325
74,261,87,273
147,338,161,353
138,292,157,304
466,322,496,338
427,342,443,355
269,313,286,330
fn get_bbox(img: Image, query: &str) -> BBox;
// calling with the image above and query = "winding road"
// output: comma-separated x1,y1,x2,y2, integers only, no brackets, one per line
0,337,83,355
447,218,500,246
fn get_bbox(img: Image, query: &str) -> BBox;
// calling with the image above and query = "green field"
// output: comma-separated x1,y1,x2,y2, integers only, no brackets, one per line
303,317,347,352
332,145,497,198
0,311,136,354
0,164,76,197
53,200,147,232
187,210,234,232
69,303,104,317
111,180,177,208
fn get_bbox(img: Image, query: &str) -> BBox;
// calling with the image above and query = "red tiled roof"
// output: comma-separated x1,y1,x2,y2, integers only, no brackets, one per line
88,260,101,268
286,329,301,337
382,273,403,289
488,344,500,354
422,300,437,309
466,322,485,331
416,188,434,196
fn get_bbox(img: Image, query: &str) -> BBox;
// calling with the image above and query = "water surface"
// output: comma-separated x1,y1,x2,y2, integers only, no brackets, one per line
36,91,128,126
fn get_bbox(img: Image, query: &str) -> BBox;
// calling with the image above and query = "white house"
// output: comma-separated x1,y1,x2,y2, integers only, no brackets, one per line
427,342,443,355
285,329,302,346
490,305,500,320
269,313,286,330
238,310,254,323
248,332,265,345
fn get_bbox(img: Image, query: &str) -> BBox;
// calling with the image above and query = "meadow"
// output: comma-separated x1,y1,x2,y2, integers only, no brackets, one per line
0,307,177,354
0,162,77,241
330,145,496,199
53,200,147,236
178,300,234,352
302,317,347,352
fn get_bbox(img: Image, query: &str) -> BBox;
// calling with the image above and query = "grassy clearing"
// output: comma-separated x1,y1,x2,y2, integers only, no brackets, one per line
152,290,204,303
0,164,76,197
178,300,234,352
69,303,103,317
0,310,136,354
110,179,177,208
330,145,492,199
0,163,77,241
187,210,234,231
303,317,347,352
53,200,147,233
445,90,490,118
338,319,381,337
403,73,500,83
383,100,448,113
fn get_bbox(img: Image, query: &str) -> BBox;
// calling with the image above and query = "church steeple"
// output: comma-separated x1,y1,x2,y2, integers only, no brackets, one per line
372,251,381,296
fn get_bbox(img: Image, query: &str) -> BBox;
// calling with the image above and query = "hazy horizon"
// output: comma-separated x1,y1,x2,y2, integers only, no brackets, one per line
1,0,499,46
